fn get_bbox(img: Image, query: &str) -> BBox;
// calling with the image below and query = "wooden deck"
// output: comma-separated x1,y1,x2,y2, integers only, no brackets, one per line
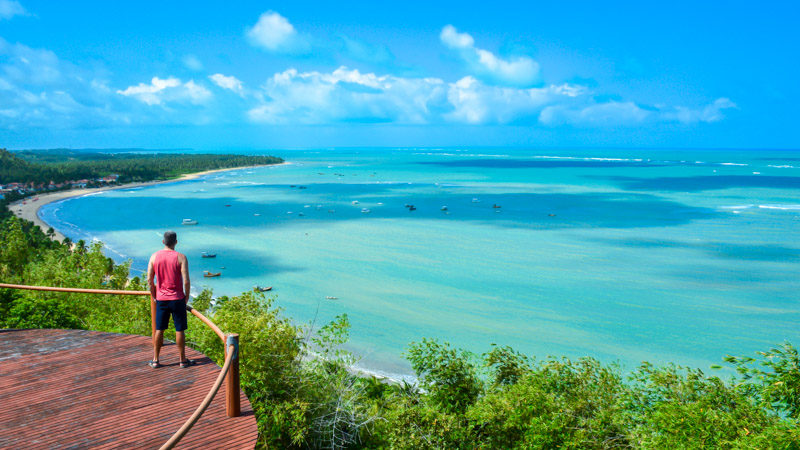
0,329,258,449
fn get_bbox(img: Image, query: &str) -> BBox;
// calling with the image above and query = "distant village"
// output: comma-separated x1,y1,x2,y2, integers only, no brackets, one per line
0,174,119,199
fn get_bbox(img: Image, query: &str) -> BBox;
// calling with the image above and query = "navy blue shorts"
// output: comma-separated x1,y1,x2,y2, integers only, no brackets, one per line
155,299,188,332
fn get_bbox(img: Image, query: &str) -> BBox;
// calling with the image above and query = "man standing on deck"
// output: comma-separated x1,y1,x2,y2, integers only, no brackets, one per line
147,230,194,368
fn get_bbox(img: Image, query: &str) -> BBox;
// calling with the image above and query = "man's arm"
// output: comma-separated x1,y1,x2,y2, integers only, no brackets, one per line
180,253,190,302
147,255,157,300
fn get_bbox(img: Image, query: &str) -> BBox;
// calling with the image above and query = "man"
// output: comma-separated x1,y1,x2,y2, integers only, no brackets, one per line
147,230,194,368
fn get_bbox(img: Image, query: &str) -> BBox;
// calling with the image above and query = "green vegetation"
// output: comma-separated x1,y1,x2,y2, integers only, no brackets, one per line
0,195,798,448
0,148,282,185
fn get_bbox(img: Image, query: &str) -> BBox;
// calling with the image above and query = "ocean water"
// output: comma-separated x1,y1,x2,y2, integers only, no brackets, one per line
39,148,800,378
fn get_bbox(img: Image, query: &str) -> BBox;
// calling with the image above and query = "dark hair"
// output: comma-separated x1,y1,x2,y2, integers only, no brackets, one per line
163,230,177,247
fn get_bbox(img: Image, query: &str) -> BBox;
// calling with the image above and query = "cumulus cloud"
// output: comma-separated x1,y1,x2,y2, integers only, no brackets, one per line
540,101,651,126
0,0,26,20
209,73,244,95
662,97,737,123
540,98,737,127
0,38,128,129
447,77,585,124
246,66,590,125
246,11,309,53
117,77,212,106
441,25,540,87
248,67,448,124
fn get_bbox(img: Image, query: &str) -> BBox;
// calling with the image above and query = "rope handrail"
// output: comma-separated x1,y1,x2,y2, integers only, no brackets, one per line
0,282,242,448
187,306,226,342
160,344,235,450
0,282,149,296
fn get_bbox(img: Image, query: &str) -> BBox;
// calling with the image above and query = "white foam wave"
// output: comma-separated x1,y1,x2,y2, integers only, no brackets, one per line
719,204,800,212
533,156,643,162
758,204,800,211
768,165,798,169
718,162,748,166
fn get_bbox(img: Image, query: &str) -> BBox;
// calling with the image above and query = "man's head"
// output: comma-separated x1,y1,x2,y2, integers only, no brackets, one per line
163,230,178,249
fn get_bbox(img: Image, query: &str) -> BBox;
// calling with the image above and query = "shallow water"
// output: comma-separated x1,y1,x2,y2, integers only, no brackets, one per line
40,148,800,378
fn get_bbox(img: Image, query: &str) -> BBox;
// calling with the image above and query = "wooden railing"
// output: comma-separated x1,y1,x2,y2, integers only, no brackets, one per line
0,283,241,449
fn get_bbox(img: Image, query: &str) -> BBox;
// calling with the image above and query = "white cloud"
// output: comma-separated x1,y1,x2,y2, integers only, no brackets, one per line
248,67,448,124
540,102,651,126
209,73,244,95
117,77,212,106
539,98,737,127
440,25,474,49
0,38,129,129
446,77,584,124
182,54,203,71
246,11,308,53
246,66,590,125
0,0,26,20
663,97,737,123
440,25,540,87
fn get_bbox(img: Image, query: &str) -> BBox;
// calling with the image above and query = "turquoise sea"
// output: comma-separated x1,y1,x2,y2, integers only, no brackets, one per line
39,148,800,378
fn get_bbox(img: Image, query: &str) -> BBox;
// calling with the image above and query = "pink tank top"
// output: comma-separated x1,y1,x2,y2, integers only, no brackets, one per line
153,249,185,301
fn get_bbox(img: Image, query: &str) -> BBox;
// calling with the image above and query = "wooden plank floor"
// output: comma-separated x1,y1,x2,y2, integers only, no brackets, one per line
0,329,258,449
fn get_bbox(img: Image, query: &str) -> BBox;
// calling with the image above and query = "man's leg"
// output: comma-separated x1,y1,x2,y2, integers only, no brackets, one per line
176,331,186,363
153,329,164,362
173,299,190,364
152,300,168,366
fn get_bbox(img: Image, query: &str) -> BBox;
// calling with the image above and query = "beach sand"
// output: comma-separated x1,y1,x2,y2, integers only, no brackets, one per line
8,165,279,242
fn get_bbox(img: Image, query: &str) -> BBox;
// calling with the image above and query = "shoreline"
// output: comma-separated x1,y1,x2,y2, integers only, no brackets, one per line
8,164,284,242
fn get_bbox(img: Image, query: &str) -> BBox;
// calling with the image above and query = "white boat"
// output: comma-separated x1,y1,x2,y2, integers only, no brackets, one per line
182,219,198,225
352,200,359,205
361,208,371,213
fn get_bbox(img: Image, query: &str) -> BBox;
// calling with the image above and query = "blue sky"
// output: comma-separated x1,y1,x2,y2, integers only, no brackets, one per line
0,0,798,150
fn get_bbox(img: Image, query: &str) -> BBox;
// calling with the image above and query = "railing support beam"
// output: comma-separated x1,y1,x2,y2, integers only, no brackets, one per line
226,333,241,417
150,297,157,340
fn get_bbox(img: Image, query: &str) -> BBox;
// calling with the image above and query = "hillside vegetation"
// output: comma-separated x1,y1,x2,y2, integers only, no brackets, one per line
0,148,282,185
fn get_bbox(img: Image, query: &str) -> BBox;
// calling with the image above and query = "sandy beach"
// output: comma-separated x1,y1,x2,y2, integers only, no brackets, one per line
8,165,279,242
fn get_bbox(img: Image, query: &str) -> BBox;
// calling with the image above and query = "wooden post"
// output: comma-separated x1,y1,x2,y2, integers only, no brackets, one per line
226,334,241,417
151,297,157,340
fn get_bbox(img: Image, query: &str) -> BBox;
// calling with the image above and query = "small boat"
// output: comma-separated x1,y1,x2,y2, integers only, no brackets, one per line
224,204,231,207
548,213,557,217
409,206,416,211
361,208,370,213
201,252,216,258
440,206,448,211
298,186,307,189
254,286,273,292
203,271,221,278
254,213,260,216
298,213,305,216
326,296,338,300
377,202,383,205
352,200,359,205
404,204,411,208
492,204,502,209
182,219,198,225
